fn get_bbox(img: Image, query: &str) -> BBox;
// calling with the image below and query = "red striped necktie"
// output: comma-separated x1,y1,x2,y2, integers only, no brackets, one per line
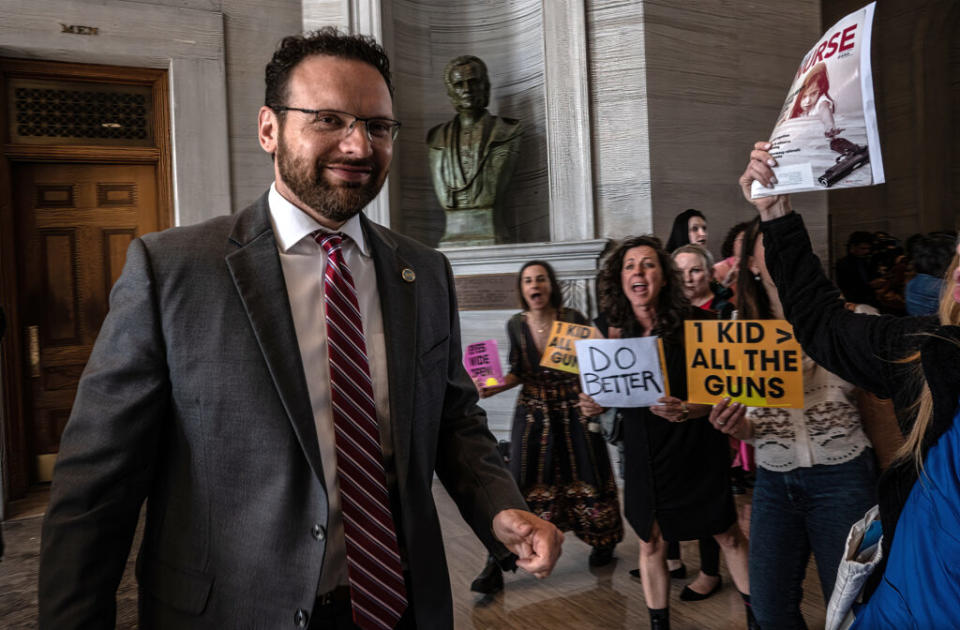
316,232,407,629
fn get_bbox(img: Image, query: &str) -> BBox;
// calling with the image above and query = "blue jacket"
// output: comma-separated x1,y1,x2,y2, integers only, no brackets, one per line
851,401,960,629
905,273,942,316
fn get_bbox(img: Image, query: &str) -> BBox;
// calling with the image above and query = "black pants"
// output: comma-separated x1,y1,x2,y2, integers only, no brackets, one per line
666,538,720,576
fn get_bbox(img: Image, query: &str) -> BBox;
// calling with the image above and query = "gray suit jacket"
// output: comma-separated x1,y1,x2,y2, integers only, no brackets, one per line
38,193,526,629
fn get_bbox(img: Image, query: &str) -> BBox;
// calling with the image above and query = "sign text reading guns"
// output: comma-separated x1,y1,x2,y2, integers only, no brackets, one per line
539,321,601,374
684,320,804,408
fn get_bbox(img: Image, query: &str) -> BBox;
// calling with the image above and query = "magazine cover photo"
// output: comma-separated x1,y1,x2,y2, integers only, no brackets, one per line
752,2,884,197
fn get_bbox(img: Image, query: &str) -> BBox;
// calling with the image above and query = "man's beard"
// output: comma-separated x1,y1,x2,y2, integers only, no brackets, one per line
276,134,384,224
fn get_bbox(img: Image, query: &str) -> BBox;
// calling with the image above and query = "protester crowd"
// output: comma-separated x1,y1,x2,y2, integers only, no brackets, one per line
835,227,956,316
475,172,959,630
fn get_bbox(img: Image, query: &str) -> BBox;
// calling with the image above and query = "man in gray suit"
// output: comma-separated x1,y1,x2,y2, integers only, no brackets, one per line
38,28,562,629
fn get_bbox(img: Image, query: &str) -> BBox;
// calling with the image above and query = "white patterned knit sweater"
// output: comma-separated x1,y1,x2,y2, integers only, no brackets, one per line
747,354,872,472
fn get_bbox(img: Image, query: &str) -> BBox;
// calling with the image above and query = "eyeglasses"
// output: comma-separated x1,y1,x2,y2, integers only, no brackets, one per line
273,106,401,143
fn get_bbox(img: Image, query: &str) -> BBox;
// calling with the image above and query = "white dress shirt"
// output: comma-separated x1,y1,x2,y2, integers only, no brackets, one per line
267,184,392,594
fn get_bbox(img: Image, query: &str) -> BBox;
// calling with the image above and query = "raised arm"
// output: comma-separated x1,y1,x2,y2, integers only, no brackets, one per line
739,142,937,401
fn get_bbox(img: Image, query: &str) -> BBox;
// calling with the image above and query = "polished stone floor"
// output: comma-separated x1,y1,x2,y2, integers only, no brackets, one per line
0,482,826,629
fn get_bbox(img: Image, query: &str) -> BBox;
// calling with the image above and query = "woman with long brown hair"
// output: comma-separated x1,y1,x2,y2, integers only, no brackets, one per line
470,260,623,594
580,236,754,630
733,141,960,628
710,218,877,629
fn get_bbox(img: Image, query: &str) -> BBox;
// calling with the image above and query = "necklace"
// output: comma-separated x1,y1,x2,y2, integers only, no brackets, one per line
526,312,554,334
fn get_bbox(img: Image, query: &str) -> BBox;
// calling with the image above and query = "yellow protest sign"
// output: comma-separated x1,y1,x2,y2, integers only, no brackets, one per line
539,320,601,374
685,319,804,408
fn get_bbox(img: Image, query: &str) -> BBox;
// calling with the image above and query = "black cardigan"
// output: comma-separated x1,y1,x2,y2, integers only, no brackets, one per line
760,212,960,597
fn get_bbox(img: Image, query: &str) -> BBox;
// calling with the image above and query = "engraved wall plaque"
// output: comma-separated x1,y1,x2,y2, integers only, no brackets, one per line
454,273,518,311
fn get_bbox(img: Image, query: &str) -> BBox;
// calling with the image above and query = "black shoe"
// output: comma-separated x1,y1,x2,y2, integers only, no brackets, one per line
650,617,670,630
588,546,614,567
680,575,722,601
649,608,670,630
629,564,683,579
470,556,503,595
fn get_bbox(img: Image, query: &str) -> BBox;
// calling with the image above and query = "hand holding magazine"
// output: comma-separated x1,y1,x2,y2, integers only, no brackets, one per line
752,2,884,198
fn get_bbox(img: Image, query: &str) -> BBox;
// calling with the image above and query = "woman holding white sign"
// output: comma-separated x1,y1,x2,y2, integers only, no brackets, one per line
709,217,877,630
735,142,960,630
469,260,623,595
580,236,754,630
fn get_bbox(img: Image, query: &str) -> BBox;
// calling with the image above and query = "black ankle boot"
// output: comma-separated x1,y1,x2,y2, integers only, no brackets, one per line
648,607,670,630
588,546,614,567
470,554,503,594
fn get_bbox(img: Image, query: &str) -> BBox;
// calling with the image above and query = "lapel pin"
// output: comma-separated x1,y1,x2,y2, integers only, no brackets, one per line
401,267,416,283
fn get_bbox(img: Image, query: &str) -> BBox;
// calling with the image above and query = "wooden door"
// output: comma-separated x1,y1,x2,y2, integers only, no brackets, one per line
13,162,158,480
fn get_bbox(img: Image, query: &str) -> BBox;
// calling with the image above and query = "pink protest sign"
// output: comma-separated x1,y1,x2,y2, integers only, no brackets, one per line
463,340,503,387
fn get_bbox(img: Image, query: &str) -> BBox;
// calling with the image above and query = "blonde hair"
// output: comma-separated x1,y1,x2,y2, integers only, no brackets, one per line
896,253,960,469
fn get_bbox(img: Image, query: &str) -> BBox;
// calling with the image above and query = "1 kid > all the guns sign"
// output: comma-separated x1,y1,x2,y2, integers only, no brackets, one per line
684,320,804,408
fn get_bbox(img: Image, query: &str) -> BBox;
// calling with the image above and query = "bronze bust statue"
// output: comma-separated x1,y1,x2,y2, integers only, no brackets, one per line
427,56,523,246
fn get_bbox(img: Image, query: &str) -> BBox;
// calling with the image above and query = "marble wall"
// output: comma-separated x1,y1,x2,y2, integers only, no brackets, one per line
586,1,654,237
587,0,829,262
222,0,303,211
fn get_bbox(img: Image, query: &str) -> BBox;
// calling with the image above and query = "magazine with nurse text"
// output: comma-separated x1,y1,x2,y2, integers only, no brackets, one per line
752,2,884,198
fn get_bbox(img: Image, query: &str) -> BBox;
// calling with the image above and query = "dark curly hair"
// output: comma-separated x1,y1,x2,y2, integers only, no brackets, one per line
517,260,563,311
264,27,393,113
597,235,690,341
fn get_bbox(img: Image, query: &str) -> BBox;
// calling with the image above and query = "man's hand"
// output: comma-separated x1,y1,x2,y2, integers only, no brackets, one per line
739,141,793,220
492,509,563,579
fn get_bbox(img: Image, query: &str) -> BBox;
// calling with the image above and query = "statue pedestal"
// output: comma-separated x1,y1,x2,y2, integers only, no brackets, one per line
439,208,496,247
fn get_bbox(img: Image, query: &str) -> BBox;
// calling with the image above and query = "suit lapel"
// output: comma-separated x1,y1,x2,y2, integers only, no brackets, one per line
225,194,325,484
361,215,417,488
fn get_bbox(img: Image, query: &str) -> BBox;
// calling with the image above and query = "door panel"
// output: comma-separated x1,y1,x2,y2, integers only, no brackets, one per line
14,162,158,479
